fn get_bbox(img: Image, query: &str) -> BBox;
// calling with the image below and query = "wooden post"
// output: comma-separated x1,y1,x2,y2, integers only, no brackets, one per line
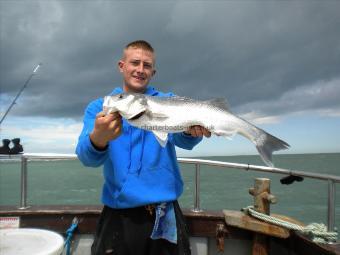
248,178,276,255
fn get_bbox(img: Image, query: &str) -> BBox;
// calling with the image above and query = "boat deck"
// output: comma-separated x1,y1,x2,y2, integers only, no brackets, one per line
1,205,339,255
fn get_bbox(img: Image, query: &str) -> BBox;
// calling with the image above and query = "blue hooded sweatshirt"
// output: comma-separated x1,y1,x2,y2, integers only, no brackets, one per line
76,86,202,209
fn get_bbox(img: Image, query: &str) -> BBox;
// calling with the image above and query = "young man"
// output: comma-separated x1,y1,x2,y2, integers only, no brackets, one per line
76,40,210,255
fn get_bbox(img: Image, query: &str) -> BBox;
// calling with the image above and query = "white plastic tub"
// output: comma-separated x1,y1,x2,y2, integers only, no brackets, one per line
0,228,64,255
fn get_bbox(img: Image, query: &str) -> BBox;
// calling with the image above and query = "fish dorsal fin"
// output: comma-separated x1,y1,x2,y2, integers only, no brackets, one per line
170,95,194,102
205,98,230,111
170,95,230,110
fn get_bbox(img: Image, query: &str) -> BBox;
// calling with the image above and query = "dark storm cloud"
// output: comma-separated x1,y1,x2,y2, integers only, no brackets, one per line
1,0,340,120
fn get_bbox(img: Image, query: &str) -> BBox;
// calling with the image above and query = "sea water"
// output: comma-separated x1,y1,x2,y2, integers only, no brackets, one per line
0,153,339,231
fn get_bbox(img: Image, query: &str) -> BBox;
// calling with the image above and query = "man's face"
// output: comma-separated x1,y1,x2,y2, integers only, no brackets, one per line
118,47,156,93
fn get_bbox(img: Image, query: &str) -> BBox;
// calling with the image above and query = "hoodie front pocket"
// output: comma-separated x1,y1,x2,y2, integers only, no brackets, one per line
114,167,183,208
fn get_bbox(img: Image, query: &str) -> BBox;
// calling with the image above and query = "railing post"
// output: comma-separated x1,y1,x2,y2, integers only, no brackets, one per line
192,163,202,212
327,179,335,231
18,156,29,209
249,178,276,255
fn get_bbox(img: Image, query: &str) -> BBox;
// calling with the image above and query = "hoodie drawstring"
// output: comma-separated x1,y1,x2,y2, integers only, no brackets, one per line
127,125,145,174
138,131,145,174
127,126,132,170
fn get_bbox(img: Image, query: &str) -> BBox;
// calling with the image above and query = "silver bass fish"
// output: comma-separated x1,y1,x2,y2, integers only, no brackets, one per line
103,93,289,167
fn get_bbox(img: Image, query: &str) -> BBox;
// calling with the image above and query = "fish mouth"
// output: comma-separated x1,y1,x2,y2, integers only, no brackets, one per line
128,111,146,120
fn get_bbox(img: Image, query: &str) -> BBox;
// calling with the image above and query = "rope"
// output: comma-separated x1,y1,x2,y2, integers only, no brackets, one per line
242,206,338,244
64,217,79,255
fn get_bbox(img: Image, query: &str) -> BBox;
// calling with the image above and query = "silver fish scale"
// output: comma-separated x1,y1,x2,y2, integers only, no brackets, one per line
132,95,242,136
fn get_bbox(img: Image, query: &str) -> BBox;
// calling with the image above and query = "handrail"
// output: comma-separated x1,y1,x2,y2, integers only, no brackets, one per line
1,153,338,231
21,153,78,160
177,157,338,232
177,158,340,182
16,153,340,182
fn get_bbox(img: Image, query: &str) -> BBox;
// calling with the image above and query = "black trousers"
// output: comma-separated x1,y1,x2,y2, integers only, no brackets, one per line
91,201,191,255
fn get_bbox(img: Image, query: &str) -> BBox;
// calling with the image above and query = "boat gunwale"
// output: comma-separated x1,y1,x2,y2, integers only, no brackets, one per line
0,205,339,255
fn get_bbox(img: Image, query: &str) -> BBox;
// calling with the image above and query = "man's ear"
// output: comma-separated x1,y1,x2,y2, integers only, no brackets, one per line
152,70,156,76
118,60,124,72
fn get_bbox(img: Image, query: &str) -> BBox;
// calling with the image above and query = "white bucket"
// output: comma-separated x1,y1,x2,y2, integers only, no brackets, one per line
0,228,64,255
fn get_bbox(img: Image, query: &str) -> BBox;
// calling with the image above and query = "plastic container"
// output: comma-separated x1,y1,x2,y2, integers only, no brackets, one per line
0,228,64,255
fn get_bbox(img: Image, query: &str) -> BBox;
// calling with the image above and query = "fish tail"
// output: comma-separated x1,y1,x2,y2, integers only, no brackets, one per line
255,131,290,167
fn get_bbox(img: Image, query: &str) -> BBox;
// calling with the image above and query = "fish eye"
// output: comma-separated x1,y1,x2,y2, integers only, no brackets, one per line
119,94,123,99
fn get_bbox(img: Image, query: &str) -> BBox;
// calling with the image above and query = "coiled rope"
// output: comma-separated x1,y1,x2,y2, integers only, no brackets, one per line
64,217,79,255
242,206,338,244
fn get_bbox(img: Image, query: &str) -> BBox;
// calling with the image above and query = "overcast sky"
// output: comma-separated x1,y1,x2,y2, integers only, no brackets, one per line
1,0,339,158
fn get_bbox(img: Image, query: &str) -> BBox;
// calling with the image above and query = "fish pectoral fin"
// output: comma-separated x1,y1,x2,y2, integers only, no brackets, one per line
152,131,168,147
145,106,169,118
148,111,169,118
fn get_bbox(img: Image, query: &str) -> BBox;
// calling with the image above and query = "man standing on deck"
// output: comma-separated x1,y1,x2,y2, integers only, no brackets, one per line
76,40,211,255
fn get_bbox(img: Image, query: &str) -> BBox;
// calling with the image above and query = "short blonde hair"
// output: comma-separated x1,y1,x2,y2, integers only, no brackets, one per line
125,40,154,52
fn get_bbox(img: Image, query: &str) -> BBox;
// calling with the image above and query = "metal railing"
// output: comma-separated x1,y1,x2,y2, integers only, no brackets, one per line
178,158,339,232
18,153,77,210
6,153,339,231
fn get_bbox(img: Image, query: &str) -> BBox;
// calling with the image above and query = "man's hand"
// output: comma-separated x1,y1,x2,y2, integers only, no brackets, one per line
90,112,122,149
184,125,211,138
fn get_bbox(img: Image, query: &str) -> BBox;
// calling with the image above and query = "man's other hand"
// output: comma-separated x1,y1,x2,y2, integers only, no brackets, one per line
184,126,211,138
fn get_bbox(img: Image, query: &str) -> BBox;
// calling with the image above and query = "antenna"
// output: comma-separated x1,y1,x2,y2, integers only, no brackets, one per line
0,63,42,125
